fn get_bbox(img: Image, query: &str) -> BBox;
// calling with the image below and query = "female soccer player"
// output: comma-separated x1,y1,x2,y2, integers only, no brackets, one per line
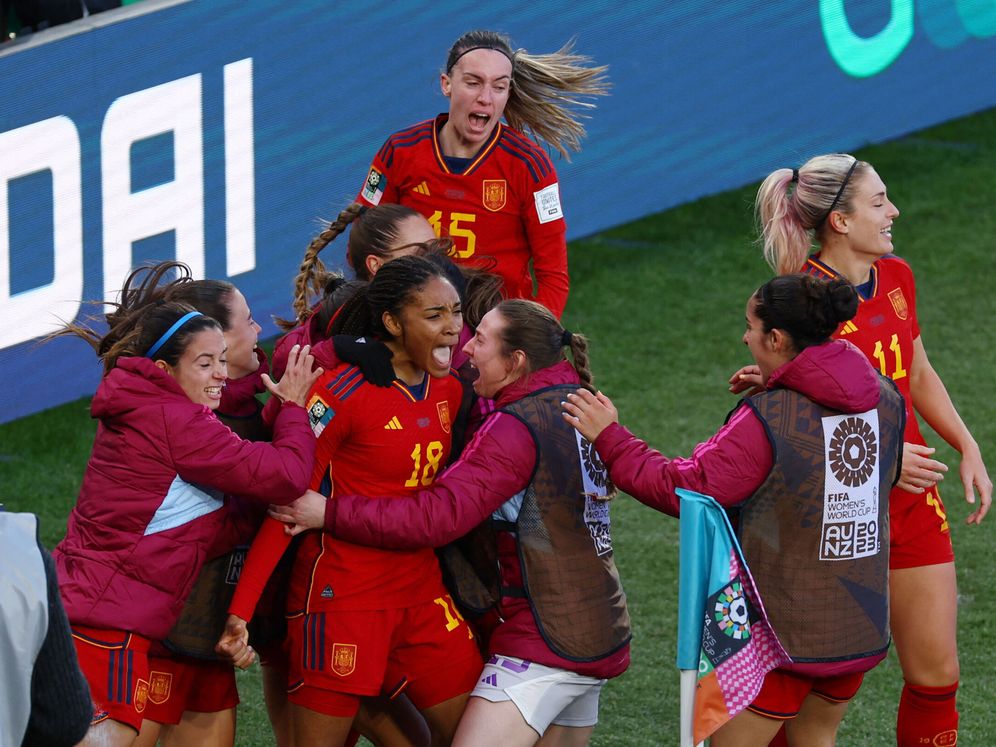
740,155,992,746
51,261,321,747
266,299,632,747
221,256,482,747
263,204,502,747
565,274,905,746
356,29,608,318
135,276,270,747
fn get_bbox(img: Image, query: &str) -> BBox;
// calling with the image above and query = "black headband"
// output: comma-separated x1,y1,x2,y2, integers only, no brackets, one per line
821,159,858,225
446,45,514,73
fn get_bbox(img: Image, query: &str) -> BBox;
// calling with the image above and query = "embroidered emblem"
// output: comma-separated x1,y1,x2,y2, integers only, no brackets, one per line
384,416,403,430
361,167,385,205
838,320,858,335
482,179,507,211
308,395,335,437
437,401,451,434
413,181,430,195
887,287,909,320
134,679,149,712
331,643,357,676
148,671,172,705
321,584,335,599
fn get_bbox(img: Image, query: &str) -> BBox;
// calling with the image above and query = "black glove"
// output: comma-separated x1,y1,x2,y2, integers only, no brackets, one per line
332,335,395,387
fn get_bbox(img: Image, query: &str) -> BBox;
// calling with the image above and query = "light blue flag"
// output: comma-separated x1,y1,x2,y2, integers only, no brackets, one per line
676,488,790,743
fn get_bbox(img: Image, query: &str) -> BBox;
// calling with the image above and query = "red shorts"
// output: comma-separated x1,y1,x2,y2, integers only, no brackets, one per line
141,654,239,724
889,484,954,569
287,594,482,717
71,626,152,732
747,669,865,720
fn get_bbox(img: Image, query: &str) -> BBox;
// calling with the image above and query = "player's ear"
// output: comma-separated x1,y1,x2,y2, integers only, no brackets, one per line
440,73,451,98
827,210,848,235
366,255,382,277
382,310,403,339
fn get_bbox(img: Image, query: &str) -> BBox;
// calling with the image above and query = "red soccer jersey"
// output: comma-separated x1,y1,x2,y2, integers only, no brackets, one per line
357,114,569,317
803,254,924,447
288,364,463,613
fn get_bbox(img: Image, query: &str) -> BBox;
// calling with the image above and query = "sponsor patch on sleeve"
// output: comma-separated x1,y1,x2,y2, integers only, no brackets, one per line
308,395,335,437
361,167,385,205
533,182,563,224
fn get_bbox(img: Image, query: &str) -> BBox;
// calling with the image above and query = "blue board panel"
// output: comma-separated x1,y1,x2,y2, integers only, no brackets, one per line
1,0,994,422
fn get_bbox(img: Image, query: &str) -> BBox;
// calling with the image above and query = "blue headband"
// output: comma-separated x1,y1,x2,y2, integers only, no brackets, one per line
146,311,203,359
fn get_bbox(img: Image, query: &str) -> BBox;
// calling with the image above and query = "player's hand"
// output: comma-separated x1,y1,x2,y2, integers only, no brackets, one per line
729,364,764,396
333,335,395,387
562,389,618,443
958,445,992,525
269,490,328,535
215,614,255,669
896,443,948,494
263,344,324,408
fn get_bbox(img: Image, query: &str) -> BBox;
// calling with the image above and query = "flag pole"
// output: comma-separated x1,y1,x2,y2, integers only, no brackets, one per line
677,488,711,747
679,669,703,747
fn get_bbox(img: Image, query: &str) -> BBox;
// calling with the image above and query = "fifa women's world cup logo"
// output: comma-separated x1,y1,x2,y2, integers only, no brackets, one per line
821,412,882,561
828,416,877,487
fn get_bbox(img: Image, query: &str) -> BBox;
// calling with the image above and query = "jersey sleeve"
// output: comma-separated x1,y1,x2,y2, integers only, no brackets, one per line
325,411,535,548
519,155,568,317
356,138,401,208
593,405,773,514
227,516,294,621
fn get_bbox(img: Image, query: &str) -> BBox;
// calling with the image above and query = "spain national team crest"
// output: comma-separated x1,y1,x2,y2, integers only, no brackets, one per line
482,179,507,212
331,643,357,676
133,679,149,713
148,671,172,705
887,287,909,320
437,401,451,434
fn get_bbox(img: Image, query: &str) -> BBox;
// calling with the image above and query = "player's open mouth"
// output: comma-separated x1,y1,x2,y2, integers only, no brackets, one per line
470,113,490,126
205,386,223,398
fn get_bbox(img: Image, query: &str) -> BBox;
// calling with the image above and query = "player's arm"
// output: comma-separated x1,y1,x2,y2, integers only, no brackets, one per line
271,413,535,548
525,172,569,317
908,335,991,523
586,402,771,515
356,144,401,207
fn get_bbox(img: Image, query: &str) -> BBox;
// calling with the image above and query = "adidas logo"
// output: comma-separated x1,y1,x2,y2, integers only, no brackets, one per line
413,181,430,196
384,416,403,430
321,585,334,599
839,320,858,335
481,673,498,687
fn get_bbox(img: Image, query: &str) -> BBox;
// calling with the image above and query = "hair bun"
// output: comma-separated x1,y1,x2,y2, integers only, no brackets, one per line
827,278,859,323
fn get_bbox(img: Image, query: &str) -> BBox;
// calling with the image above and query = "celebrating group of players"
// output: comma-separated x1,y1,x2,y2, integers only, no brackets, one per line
46,26,989,747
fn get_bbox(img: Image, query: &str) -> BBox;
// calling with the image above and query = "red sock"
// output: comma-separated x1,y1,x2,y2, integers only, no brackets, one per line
897,681,959,747
768,724,789,746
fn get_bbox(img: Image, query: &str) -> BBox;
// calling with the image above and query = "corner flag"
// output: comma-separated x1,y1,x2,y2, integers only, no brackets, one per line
676,488,790,745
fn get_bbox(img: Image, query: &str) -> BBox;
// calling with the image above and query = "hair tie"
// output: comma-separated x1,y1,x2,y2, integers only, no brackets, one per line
791,168,799,183
446,45,515,73
146,311,203,358
821,158,859,225
560,329,573,347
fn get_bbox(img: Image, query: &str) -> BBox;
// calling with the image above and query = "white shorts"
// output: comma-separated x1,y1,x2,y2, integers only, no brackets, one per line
471,654,606,736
